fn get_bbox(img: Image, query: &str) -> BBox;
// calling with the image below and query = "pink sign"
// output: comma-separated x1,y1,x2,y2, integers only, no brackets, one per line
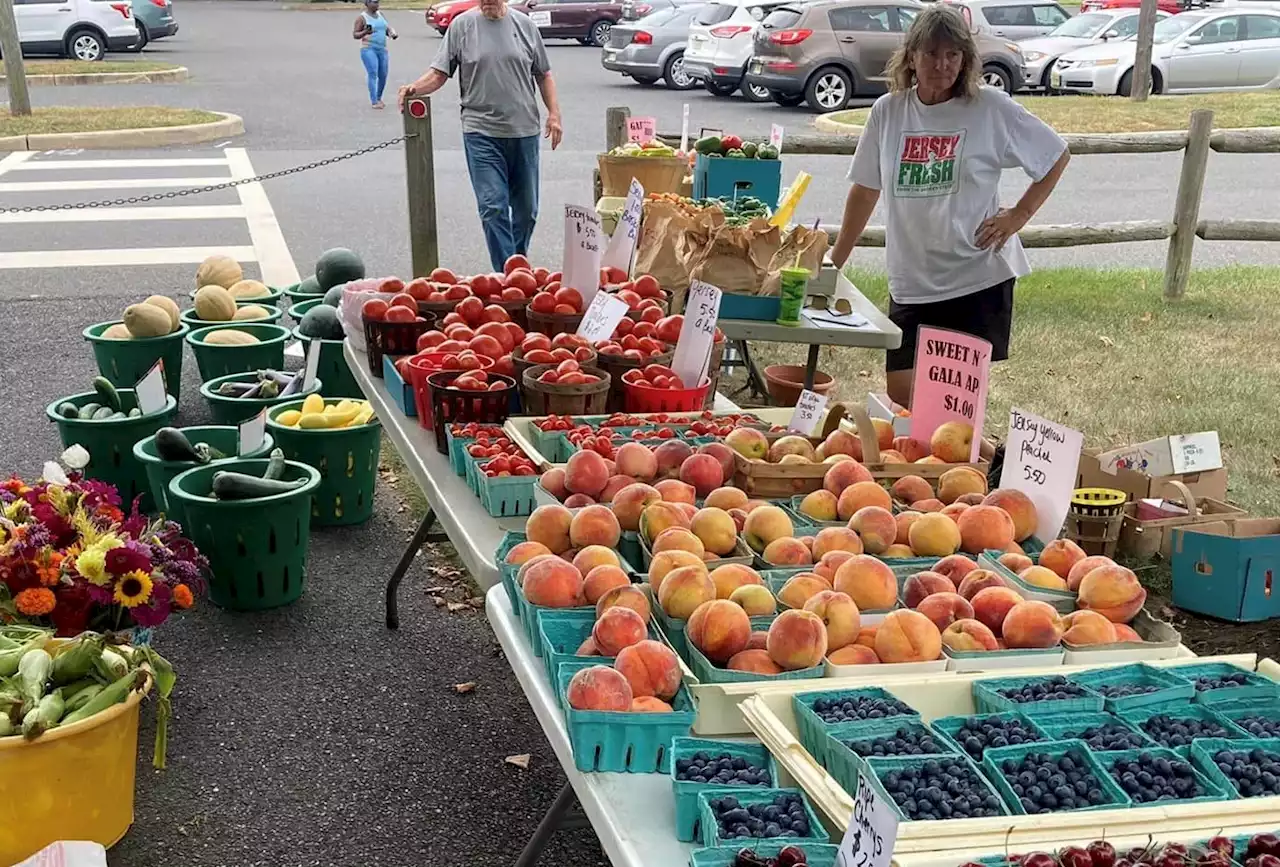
627,116,656,143
908,326,990,462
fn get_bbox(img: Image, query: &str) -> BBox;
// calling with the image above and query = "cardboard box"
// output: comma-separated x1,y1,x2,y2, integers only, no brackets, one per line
382,354,417,417
866,392,912,437
1171,517,1280,622
1077,434,1227,502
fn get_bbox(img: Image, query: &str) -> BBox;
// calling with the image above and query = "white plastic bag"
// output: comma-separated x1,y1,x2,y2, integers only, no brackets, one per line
14,841,108,867
338,278,398,354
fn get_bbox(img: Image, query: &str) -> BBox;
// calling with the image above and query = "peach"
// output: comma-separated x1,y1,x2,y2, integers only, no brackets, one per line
766,609,829,670
725,427,769,460
940,618,1000,652
567,665,633,711
654,478,696,505
1039,538,1087,580
891,475,934,505
999,552,1034,574
639,501,690,542
687,599,752,663
613,442,658,481
506,540,553,565
523,557,585,607
940,502,970,522
742,499,769,512
679,454,724,498
875,609,942,663
812,526,864,559
612,483,661,532
563,494,596,507
653,439,694,478
1067,555,1116,592
871,418,895,450
956,568,1006,601
742,505,794,553
798,489,839,523
652,527,706,559
971,586,1024,635
957,505,1016,554
982,489,1038,542
768,435,816,464
583,565,630,604
516,554,556,586
855,626,878,649
526,503,574,554
1002,600,1065,649
849,506,897,554
837,481,893,521
933,554,979,586
728,508,748,533
763,537,813,566
647,550,705,596
1062,610,1118,646
704,486,748,511
798,535,815,553
565,449,610,499
911,498,945,513
903,571,957,608
698,442,738,481
828,644,880,665
1018,565,1068,591
833,554,898,611
631,696,673,712
908,513,962,557
804,590,862,650
822,452,852,466
690,507,738,556
576,636,600,656
730,583,776,616
593,605,648,655
1114,623,1143,642
573,545,620,575
727,648,783,675
958,493,987,506
880,450,907,464
599,475,637,503
916,456,946,465
824,460,874,496
814,550,857,581
709,563,761,598
777,573,831,609
895,511,923,546
570,504,621,549
822,429,862,459
1077,564,1147,623
916,592,974,631
595,584,651,622
930,421,973,463
779,453,814,467
540,467,569,500
657,565,717,619
882,544,915,558
746,630,770,650
937,466,987,504
894,436,931,463
675,502,698,524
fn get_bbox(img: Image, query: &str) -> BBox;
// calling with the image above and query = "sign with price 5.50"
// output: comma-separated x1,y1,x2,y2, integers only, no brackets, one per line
908,326,991,463
998,406,1083,542
838,772,899,867
671,280,722,389
562,204,602,305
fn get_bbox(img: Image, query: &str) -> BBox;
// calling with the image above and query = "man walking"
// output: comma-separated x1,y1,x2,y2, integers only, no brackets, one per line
399,0,563,271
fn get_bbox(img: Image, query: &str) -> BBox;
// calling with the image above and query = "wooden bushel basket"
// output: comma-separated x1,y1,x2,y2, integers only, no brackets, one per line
730,403,852,498
1119,479,1248,561
847,404,991,485
521,364,611,417
597,153,687,197
527,307,585,337
513,346,598,393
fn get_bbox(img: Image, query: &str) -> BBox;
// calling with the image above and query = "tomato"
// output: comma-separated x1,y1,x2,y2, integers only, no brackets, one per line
416,330,447,352
482,304,511,324
380,277,406,294
440,353,461,370
427,291,448,303
504,269,537,294
476,321,515,352
549,347,574,362
640,306,663,324
491,354,515,377
445,284,471,301
618,289,642,309
614,317,634,336
504,254,531,275
634,274,661,297
503,322,525,346
442,312,466,329
542,281,561,296
714,327,725,344
533,266,550,286
394,357,412,380
524,348,555,363
529,292,558,314
445,325,475,343
551,332,587,350
521,332,551,352
655,314,683,344
454,376,486,391
435,338,467,353
632,322,657,339
500,287,525,302
553,286,584,312
539,370,560,384
470,334,505,359
430,267,459,284
406,278,433,301
362,299,388,321
623,348,645,361
384,305,416,323
555,359,580,375
553,303,576,316
389,293,418,311
573,345,595,362
637,337,664,354
559,371,588,385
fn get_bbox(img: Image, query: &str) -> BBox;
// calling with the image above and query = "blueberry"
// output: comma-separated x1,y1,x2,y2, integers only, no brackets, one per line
677,752,770,786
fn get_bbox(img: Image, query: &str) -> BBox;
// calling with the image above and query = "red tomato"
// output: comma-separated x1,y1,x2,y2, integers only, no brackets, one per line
384,305,416,323
618,289,642,310
530,292,558,314
549,347,574,362
406,278,433,301
390,293,418,310
553,286,584,312
542,281,561,296
457,296,484,326
521,332,551,352
445,325,475,342
533,266,550,286
430,267,458,284
470,334,505,359
573,345,594,362
555,359,580,375
634,274,661,297
539,370,560,384
553,303,576,315
477,321,514,352
655,315,683,343
524,349,555,364
487,381,507,392
416,331,447,352
444,284,471,301
632,322,657,339
503,322,525,346
614,317,634,336
504,254,531,276
435,339,467,353
640,306,663,324
644,363,674,378
379,277,406,294
623,348,645,361
482,304,511,324
504,269,537,294
454,376,486,391
500,287,526,302
362,299,388,321
441,353,461,370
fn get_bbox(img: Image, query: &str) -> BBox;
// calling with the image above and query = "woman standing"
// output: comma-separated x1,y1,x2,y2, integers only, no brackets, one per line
830,4,1070,408
354,0,398,109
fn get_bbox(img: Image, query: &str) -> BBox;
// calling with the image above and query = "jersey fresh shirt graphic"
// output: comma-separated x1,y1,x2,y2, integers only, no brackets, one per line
894,130,966,198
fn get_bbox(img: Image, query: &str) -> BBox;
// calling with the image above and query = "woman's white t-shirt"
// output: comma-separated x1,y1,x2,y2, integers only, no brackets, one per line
848,86,1067,305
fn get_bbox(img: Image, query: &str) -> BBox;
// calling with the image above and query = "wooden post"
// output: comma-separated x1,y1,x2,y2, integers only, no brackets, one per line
0,0,31,117
403,96,438,277
605,106,630,151
1163,109,1214,300
1131,0,1159,102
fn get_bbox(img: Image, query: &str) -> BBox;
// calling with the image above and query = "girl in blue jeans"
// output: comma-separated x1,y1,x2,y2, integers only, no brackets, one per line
354,0,397,108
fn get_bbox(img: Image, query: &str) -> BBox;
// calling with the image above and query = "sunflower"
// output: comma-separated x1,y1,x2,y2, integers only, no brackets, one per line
14,587,56,617
113,569,154,608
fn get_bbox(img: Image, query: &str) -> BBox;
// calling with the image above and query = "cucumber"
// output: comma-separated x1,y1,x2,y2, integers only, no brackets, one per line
109,411,127,420
211,470,307,500
78,402,102,420
56,402,79,419
195,443,227,463
91,407,115,421
154,427,203,463
263,448,286,480
92,376,122,412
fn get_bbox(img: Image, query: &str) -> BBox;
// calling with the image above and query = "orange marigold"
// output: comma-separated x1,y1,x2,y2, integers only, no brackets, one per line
14,587,56,617
172,584,194,609
36,551,64,586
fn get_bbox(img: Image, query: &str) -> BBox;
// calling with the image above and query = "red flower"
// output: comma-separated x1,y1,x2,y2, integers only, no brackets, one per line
50,581,93,637
105,545,151,577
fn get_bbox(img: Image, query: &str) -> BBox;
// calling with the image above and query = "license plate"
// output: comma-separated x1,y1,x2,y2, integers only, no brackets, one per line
604,49,617,59
691,33,707,43
1050,70,1061,88
750,59,763,74
530,10,551,26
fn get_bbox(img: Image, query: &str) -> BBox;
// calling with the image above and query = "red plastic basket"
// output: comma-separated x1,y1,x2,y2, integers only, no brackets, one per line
623,376,711,413
407,352,495,430
363,313,434,376
427,370,516,454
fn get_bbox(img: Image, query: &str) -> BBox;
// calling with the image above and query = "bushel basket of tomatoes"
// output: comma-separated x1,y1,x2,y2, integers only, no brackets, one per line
426,369,516,454
361,292,435,376
521,360,611,417
512,332,597,385
603,272,671,321
622,364,711,413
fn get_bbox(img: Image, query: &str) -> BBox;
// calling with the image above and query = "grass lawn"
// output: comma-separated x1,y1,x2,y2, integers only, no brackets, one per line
284,0,434,9
5,60,179,76
832,92,1280,133
0,107,220,137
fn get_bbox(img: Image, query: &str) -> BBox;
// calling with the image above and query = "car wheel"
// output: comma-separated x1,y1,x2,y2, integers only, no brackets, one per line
632,75,658,86
770,91,804,107
131,21,148,52
1118,67,1161,96
66,28,105,61
741,80,770,102
589,19,612,47
981,63,1013,93
704,80,737,97
664,52,697,90
804,66,852,113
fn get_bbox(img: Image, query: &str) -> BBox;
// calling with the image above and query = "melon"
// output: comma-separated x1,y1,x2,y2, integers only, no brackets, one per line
203,329,259,346
123,303,172,338
195,254,242,290
298,305,345,340
102,323,133,340
228,279,270,299
143,295,180,332
194,285,237,321
296,275,322,296
322,284,346,307
314,248,364,291
233,305,271,321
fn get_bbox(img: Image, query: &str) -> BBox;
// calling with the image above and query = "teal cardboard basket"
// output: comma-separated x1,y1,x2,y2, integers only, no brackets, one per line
792,687,919,768
538,609,664,707
1171,520,1280,622
689,842,840,867
1213,699,1280,739
671,737,780,842
982,739,1131,814
1189,736,1280,798
1173,662,1280,706
686,630,824,685
1116,703,1249,755
1032,711,1157,752
1068,663,1197,713
695,787,830,848
516,581,594,655
475,470,537,518
864,752,1011,821
931,711,1050,763
972,674,1106,716
824,716,956,794
495,530,528,617
1095,746,1232,806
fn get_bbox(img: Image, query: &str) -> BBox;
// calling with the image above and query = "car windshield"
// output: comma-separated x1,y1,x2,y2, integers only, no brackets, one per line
695,2,737,24
640,6,682,23
1153,14,1203,42
760,5,802,27
1050,11,1111,37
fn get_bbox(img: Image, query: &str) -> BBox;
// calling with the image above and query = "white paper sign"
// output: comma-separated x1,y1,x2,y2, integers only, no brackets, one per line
134,359,167,415
999,406,1084,542
770,123,784,152
562,204,602,303
303,339,322,392
575,291,630,344
787,389,827,436
670,279,722,389
601,178,644,272
838,771,899,867
239,409,267,456
680,103,690,154
1169,431,1222,474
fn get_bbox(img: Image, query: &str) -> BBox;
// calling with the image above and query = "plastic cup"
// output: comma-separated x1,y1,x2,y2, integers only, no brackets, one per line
776,266,811,326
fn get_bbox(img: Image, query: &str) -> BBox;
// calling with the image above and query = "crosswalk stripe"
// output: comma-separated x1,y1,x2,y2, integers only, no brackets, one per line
0,152,35,177
0,246,257,269
9,158,232,171
0,177,231,193
0,205,248,224
225,148,300,287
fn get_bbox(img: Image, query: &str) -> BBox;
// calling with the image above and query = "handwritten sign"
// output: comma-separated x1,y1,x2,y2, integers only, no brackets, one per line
671,280,722,390
303,339,322,392
908,326,990,462
134,360,167,415
627,116,656,143
838,771,899,867
999,407,1083,542
680,103,690,154
601,178,644,272
238,409,267,456
563,204,602,304
575,291,630,344
788,389,828,436
770,123,784,152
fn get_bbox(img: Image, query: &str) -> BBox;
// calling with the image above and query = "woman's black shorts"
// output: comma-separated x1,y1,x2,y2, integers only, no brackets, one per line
885,278,1014,373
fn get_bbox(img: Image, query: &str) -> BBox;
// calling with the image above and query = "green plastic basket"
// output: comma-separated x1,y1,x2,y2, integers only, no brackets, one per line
199,372,323,425
695,787,830,848
133,425,275,526
265,398,381,526
82,320,190,401
1116,703,1249,755
787,495,843,530
286,297,324,325
46,389,177,512
179,304,283,329
689,842,840,867
863,752,1012,821
1188,736,1280,799
1171,662,1280,706
982,739,1132,814
1095,746,1232,806
824,717,956,795
931,711,1051,763
281,282,324,303
972,674,1106,716
292,326,363,398
671,737,780,843
792,687,919,768
1032,711,1157,752
168,457,321,611
188,286,284,306
186,323,290,382
1068,663,1197,713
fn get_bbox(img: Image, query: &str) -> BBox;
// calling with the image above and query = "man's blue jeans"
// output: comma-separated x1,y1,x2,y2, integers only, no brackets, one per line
462,132,539,272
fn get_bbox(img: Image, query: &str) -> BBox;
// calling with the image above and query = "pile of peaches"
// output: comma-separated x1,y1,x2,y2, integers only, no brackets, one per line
539,438,740,506
726,416,976,467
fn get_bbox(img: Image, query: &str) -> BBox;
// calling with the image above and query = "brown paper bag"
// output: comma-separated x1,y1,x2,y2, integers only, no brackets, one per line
760,226,830,295
635,201,697,293
686,217,781,296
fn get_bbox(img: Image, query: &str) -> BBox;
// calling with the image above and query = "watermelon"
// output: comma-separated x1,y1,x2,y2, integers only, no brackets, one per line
322,284,346,307
315,248,364,291
297,275,322,295
298,305,345,341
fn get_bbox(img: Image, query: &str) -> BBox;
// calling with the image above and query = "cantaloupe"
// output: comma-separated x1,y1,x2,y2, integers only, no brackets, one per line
195,254,242,289
143,295,180,332
203,329,259,346
123,303,173,338
102,323,133,340
194,285,237,321
233,305,270,321
228,279,269,299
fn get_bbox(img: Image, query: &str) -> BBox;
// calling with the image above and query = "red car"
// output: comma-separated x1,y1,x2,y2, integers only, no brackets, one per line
425,0,480,33
1079,0,1182,15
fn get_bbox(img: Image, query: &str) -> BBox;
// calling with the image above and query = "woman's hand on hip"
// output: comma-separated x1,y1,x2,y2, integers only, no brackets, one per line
976,206,1031,252
545,112,563,150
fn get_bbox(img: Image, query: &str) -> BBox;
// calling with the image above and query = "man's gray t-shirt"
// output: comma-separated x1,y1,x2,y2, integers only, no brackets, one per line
431,9,551,138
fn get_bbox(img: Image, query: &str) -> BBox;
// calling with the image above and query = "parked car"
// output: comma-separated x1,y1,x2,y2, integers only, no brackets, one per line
942,0,1071,39
683,0,789,100
426,0,480,32
510,0,625,45
1080,0,1183,15
620,0,701,22
1052,8,1280,94
131,0,178,51
13,0,138,60
604,4,709,87
1019,8,1170,88
743,0,1026,111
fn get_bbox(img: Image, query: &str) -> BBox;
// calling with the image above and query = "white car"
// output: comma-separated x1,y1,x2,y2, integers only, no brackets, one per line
1053,8,1280,95
683,0,785,100
15,0,138,60
1020,8,1170,90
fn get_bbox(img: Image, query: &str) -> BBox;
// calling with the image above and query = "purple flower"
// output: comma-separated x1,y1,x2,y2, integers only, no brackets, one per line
77,477,121,510
129,581,171,628
105,544,151,577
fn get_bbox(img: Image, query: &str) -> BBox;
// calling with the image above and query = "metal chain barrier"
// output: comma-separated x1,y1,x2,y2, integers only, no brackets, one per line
0,134,412,214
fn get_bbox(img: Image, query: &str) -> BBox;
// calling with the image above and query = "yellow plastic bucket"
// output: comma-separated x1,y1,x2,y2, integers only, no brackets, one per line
0,651,152,864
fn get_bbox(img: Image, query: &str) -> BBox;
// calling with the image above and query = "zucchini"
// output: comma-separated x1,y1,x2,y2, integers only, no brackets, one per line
78,402,101,420
263,448,286,480
154,427,203,463
194,443,226,462
91,407,115,421
217,380,257,398
92,376,122,412
56,402,79,419
211,470,307,500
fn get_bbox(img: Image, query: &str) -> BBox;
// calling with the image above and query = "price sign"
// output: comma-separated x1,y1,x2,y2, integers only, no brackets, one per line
563,204,602,304
238,409,267,456
601,178,644,272
575,291,629,344
134,359,167,415
770,123,785,152
788,389,827,436
837,771,899,867
671,280,722,389
303,339,322,392
999,407,1084,542
680,103,690,154
627,116,656,143
908,326,990,463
